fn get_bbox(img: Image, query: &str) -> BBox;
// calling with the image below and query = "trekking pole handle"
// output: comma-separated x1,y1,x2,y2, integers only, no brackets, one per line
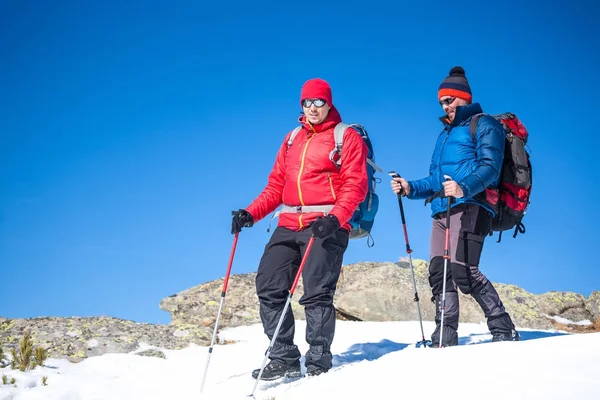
388,170,403,192
388,171,408,198
443,175,454,204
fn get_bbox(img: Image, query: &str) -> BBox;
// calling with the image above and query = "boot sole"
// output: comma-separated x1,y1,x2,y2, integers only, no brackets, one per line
252,370,302,381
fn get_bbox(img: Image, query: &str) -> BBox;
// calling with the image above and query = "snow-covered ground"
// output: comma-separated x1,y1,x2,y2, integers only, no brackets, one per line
1,320,599,399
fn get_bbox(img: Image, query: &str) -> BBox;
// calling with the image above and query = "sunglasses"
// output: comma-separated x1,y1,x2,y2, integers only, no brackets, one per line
302,98,327,108
439,97,456,106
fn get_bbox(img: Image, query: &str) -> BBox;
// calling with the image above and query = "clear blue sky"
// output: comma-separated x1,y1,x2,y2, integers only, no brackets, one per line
2,1,599,324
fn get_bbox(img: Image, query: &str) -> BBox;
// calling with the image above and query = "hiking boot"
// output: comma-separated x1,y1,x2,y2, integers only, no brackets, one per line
252,359,301,381
306,364,327,377
492,329,520,342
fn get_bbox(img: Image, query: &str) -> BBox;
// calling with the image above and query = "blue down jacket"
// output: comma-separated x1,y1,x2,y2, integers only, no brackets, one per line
407,103,505,217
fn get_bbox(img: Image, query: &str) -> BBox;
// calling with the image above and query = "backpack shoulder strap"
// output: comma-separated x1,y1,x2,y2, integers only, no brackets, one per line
333,122,349,149
287,126,303,148
329,122,349,167
334,122,383,172
469,113,485,143
469,113,498,145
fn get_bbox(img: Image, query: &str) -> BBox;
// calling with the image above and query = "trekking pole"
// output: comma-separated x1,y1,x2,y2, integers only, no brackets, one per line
439,175,453,349
200,231,240,393
249,236,316,398
389,171,430,348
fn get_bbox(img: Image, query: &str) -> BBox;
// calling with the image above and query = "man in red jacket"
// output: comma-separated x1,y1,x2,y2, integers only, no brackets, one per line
232,78,368,380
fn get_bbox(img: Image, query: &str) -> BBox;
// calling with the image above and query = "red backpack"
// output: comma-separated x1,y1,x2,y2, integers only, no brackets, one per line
470,113,532,242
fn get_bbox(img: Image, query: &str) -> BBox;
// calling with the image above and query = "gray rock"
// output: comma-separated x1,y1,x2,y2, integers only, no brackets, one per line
159,272,311,328
161,259,600,331
536,291,591,322
3,260,597,363
335,262,554,329
587,291,600,321
135,349,166,359
334,260,437,322
0,316,211,362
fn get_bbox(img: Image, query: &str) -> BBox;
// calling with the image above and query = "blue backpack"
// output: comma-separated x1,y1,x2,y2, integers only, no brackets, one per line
288,123,381,245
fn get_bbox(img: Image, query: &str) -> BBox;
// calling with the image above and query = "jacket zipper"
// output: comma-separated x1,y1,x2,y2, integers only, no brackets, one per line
297,135,314,229
439,128,451,208
327,172,337,201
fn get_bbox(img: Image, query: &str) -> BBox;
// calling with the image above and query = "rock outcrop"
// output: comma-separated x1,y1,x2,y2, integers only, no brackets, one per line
160,260,598,331
0,316,211,362
2,259,597,363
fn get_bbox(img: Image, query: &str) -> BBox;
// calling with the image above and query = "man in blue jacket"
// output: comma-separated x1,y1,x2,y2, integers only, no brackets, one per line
391,66,519,347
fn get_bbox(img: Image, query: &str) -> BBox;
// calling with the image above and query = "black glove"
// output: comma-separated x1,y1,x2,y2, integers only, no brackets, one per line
231,209,254,234
311,215,340,239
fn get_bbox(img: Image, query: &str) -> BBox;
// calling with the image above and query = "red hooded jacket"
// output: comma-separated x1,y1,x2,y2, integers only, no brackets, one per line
245,106,368,231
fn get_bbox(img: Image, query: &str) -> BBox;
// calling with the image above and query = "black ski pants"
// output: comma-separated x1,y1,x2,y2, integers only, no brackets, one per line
255,226,349,371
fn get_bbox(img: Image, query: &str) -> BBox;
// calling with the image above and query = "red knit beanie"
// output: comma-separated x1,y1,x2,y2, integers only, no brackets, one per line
300,78,333,106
